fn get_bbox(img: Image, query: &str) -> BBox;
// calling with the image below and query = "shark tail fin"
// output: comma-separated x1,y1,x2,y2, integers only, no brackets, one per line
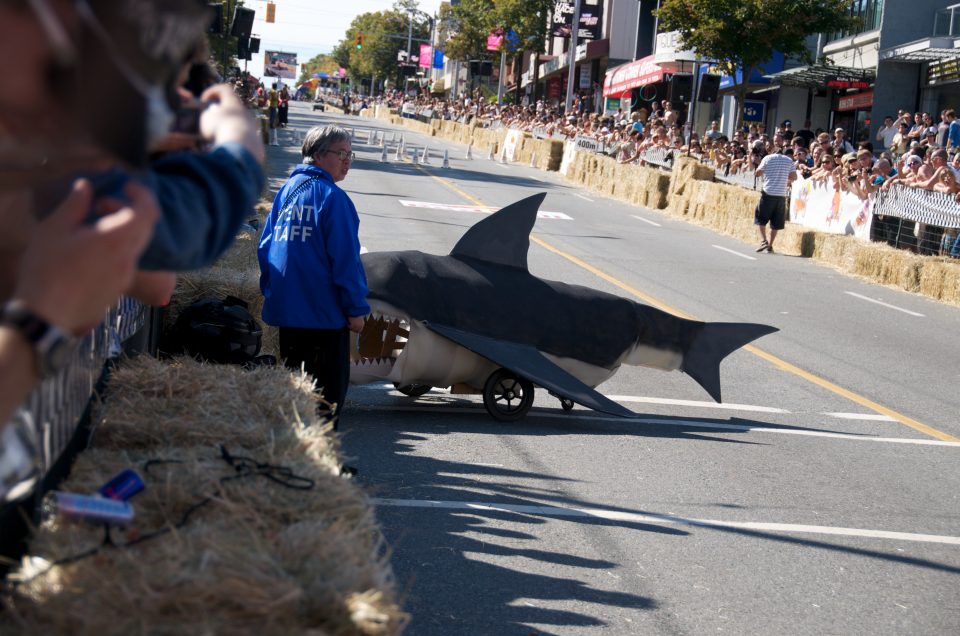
681,322,778,403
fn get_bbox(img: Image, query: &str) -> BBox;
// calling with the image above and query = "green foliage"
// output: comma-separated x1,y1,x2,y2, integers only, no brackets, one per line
440,0,494,63
655,0,860,127
656,0,859,76
297,54,342,88
335,9,430,85
491,0,553,55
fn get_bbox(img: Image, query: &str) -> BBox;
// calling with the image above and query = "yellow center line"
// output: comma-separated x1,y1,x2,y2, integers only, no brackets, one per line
417,167,959,442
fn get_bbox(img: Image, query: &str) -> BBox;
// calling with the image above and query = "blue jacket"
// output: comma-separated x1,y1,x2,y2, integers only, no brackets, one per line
142,142,265,270
258,164,370,328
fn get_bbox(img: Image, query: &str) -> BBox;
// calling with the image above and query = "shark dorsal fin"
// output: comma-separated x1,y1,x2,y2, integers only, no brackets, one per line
449,192,547,270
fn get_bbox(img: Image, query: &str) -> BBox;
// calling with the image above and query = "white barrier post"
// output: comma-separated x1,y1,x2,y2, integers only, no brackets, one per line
411,148,419,165
466,142,473,160
422,148,431,165
530,153,537,168
380,145,388,162
395,142,403,161
487,145,494,160
442,150,450,169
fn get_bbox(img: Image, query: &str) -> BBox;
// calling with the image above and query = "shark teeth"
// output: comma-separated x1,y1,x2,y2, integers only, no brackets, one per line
352,307,411,367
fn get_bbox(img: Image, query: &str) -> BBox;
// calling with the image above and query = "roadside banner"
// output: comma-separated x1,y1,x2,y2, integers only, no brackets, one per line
559,140,578,177
789,176,873,240
502,129,523,162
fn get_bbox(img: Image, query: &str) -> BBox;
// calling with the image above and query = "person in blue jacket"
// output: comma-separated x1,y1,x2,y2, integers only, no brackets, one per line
258,125,370,427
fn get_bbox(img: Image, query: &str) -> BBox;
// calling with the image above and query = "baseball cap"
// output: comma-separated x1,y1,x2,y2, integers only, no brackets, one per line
925,126,938,136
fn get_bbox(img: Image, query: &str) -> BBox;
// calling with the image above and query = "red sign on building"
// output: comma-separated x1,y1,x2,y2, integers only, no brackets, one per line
837,91,874,111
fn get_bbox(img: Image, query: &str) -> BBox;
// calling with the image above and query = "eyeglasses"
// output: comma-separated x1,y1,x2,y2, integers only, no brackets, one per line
325,149,355,162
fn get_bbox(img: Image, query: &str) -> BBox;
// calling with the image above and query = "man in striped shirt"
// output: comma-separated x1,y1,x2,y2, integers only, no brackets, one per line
754,150,797,253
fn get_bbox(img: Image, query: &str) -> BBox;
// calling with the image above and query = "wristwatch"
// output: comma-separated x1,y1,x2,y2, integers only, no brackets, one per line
0,300,79,379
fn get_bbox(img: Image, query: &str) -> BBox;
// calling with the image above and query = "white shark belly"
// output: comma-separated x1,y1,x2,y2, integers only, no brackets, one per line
541,353,618,388
623,343,683,371
390,321,498,388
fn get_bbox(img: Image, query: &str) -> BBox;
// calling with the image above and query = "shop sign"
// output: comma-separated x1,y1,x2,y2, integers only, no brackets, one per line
547,76,562,99
743,100,765,122
837,91,874,111
654,31,698,63
928,58,960,85
825,78,871,90
579,65,592,89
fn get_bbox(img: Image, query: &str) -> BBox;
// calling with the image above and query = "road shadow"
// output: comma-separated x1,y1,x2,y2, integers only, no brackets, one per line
339,396,960,634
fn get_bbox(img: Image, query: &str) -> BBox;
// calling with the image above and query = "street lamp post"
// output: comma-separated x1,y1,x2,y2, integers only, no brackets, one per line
563,0,582,114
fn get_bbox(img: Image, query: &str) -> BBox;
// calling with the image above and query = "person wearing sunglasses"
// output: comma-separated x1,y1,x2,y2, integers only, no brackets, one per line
258,125,369,429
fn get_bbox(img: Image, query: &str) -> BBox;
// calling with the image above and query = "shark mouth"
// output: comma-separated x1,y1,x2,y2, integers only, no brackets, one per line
350,300,411,382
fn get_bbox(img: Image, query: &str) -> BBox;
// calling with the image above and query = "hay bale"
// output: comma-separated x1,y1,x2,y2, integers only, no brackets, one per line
917,256,960,305
853,242,923,292
90,356,321,450
2,355,406,635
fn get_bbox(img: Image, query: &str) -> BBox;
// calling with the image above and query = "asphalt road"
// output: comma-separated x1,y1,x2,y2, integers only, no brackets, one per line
268,102,960,635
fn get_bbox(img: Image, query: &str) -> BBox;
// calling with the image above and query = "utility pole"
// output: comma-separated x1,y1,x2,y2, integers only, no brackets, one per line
497,48,506,105
563,0,582,115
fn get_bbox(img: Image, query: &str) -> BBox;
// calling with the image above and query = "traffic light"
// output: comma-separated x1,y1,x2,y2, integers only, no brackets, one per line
355,33,363,49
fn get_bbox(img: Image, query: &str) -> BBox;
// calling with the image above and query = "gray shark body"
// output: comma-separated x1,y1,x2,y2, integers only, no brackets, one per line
351,193,777,417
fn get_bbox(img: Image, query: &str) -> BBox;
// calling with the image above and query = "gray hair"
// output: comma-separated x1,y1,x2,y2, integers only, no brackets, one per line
302,125,352,164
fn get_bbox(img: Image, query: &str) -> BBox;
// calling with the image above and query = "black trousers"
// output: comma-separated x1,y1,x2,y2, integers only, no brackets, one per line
279,327,350,428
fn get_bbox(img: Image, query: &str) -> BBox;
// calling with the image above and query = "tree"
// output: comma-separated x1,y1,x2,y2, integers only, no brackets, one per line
296,53,342,96
490,0,553,102
655,0,859,129
333,9,429,92
440,0,494,68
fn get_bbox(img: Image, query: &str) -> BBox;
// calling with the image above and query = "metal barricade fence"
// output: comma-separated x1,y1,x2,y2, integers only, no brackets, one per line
5,298,146,498
638,146,680,170
873,185,960,255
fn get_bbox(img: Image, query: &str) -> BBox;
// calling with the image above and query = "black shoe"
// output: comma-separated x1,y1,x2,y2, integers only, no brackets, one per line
766,243,774,253
756,240,769,252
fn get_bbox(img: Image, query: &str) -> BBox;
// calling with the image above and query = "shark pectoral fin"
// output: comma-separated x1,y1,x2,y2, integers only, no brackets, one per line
681,322,779,403
425,323,637,418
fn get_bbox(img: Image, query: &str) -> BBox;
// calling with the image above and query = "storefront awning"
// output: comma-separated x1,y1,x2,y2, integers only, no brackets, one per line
764,63,875,89
879,37,960,62
603,56,669,97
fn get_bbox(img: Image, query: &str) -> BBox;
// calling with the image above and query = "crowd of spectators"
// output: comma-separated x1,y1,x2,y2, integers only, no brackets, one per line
369,89,960,257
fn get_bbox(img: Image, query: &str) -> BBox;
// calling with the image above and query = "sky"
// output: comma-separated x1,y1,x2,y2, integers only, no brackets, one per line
239,0,445,84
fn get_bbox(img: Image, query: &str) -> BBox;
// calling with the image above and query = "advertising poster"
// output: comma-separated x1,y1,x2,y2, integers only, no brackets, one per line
264,51,298,79
789,176,873,240
552,0,603,41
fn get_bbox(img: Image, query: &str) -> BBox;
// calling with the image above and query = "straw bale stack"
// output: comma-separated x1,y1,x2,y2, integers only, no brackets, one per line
90,356,320,450
918,257,960,304
852,242,923,292
1,357,405,635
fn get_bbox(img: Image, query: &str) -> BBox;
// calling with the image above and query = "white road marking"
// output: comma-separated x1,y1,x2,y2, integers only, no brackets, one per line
354,405,960,447
373,387,904,424
630,215,661,227
825,412,897,422
466,462,504,468
574,193,595,202
372,498,960,546
605,395,788,414
712,245,757,261
399,199,572,220
844,292,925,317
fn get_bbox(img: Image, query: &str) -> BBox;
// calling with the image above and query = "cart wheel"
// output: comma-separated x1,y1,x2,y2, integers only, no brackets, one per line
394,383,432,397
483,370,534,422
559,398,574,412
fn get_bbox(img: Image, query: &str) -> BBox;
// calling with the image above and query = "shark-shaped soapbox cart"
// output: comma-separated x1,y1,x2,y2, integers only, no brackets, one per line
350,193,777,421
